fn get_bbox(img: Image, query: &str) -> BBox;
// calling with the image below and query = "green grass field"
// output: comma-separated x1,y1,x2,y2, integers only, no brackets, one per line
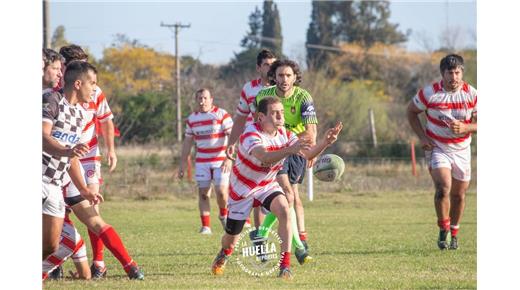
44,188,476,289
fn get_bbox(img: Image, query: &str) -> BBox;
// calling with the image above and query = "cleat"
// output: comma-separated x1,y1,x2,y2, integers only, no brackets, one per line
219,216,227,230
295,247,313,265
438,230,449,250
90,263,107,279
301,240,309,251
278,267,293,280
199,226,212,235
48,265,64,280
244,220,252,228
449,236,459,250
127,265,144,280
211,250,229,275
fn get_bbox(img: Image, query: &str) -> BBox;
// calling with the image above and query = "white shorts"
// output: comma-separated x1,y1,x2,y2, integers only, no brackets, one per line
227,183,283,220
82,161,102,185
426,146,472,182
195,163,230,188
42,182,65,218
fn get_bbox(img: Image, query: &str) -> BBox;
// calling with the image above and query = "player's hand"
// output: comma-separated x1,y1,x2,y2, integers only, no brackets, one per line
419,136,435,151
225,145,236,161
290,138,312,155
68,143,89,158
79,187,103,205
450,120,468,134
324,121,343,145
221,158,233,174
106,149,118,173
307,157,316,168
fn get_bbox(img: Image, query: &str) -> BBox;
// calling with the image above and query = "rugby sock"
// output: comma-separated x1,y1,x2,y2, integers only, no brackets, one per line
279,251,291,269
290,208,305,250
299,231,307,242
245,217,251,225
450,224,460,237
88,229,105,262
98,225,135,272
223,247,234,256
219,208,228,219
437,218,450,231
201,214,211,227
258,212,278,238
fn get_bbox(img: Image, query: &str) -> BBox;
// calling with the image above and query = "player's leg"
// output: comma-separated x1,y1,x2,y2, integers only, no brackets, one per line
429,150,453,250
290,155,309,250
448,148,472,250
213,167,229,230
85,181,107,277
71,239,91,279
196,163,212,234
42,183,65,260
42,219,76,280
265,192,293,279
71,200,144,279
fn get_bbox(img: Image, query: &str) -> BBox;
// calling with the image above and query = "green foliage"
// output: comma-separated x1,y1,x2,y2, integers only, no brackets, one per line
261,0,283,56
240,6,263,49
50,25,70,51
117,91,174,143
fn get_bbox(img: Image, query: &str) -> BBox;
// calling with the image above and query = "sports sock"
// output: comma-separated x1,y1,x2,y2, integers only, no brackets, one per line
290,208,305,250
201,214,211,227
88,229,105,262
299,231,307,241
437,218,450,231
279,251,291,269
219,208,228,219
258,212,278,238
98,225,135,273
450,224,460,237
223,247,233,256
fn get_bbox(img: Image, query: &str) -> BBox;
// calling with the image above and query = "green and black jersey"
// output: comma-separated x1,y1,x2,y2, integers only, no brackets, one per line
255,86,318,135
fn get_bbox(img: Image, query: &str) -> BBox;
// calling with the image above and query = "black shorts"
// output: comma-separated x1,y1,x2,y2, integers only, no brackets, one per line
277,154,307,184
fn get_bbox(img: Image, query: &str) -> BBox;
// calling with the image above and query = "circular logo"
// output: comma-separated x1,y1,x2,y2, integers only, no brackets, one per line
86,169,95,178
235,226,282,277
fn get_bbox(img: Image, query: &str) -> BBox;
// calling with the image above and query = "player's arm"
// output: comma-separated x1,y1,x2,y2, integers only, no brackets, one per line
406,101,435,150
99,119,117,172
68,158,102,205
42,121,89,157
227,114,248,149
250,139,311,165
450,111,477,134
300,122,343,161
178,135,194,179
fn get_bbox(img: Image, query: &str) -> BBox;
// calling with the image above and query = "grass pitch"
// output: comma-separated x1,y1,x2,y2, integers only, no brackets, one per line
44,188,476,289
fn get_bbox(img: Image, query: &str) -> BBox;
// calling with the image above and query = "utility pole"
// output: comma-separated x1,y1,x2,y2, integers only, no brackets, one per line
368,108,377,148
43,0,50,48
160,21,191,143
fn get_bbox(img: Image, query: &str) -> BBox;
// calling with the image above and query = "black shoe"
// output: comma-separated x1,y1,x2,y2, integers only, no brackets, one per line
438,230,449,250
449,236,459,250
295,247,313,265
278,267,293,280
127,265,144,280
48,265,63,280
90,263,107,279
301,240,309,251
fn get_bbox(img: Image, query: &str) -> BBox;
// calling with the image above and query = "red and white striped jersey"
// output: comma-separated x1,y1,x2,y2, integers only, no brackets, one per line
236,78,265,127
229,123,298,201
412,80,477,152
185,106,233,166
78,85,113,165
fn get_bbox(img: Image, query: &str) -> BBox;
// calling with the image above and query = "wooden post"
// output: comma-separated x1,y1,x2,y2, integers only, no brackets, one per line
307,167,313,201
369,108,377,148
187,154,192,181
411,140,417,176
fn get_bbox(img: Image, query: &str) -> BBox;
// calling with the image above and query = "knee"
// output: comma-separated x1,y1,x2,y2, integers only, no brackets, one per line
199,191,210,200
434,183,450,199
43,242,59,258
451,192,465,202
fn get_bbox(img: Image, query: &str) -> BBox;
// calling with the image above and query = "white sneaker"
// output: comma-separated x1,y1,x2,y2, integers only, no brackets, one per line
199,226,212,235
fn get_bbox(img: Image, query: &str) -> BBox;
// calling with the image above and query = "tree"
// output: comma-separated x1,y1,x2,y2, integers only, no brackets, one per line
51,25,70,51
261,0,283,56
240,6,263,49
306,1,339,69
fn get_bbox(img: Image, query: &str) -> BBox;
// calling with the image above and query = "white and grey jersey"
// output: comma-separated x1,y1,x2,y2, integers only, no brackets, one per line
42,90,85,186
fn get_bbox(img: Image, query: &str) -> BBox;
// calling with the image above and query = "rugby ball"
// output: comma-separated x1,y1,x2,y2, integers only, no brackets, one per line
313,154,345,182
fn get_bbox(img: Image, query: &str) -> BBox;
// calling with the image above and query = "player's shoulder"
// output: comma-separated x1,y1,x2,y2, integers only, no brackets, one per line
42,89,63,105
294,86,313,101
244,78,262,90
418,81,441,99
463,82,477,96
257,85,277,97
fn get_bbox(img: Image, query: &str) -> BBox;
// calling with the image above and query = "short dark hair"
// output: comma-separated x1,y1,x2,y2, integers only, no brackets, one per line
64,61,97,87
42,48,64,69
257,49,277,66
59,44,89,65
257,96,281,115
268,59,302,86
440,54,464,73
195,88,212,98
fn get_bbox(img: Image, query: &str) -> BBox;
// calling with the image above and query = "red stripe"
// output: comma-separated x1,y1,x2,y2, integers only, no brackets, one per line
237,150,270,173
194,132,226,140
266,144,289,152
236,106,249,114
229,184,244,201
195,156,226,163
233,166,257,189
61,236,76,251
426,113,471,128
97,111,112,120
428,102,475,110
252,78,260,87
80,156,102,162
222,113,232,120
47,255,61,266
240,132,261,144
87,136,98,148
425,129,470,144
241,90,247,100
197,146,227,153
418,89,428,107
189,119,220,127
96,92,106,107
462,82,469,93
82,118,96,133
433,82,442,93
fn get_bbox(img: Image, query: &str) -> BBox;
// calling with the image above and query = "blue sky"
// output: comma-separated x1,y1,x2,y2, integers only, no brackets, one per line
50,0,476,64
